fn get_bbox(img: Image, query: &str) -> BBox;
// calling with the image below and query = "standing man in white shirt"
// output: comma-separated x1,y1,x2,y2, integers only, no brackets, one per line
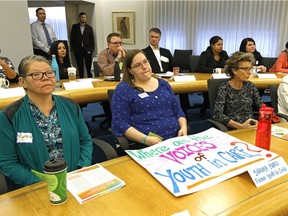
30,7,57,59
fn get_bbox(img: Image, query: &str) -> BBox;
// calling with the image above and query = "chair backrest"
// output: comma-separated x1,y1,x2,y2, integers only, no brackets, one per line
263,57,277,71
269,84,279,113
93,60,101,77
107,89,130,150
173,49,193,72
189,55,200,72
207,78,230,117
107,89,114,106
91,138,117,164
0,172,8,195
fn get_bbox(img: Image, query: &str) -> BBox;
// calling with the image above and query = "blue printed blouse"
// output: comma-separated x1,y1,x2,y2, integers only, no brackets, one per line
111,78,186,140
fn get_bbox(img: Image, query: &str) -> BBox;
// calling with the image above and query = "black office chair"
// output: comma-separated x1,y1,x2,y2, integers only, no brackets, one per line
91,138,118,164
173,50,193,115
91,61,111,129
188,55,208,113
206,78,230,132
173,49,193,72
0,172,8,195
263,57,277,72
269,84,288,121
189,55,200,72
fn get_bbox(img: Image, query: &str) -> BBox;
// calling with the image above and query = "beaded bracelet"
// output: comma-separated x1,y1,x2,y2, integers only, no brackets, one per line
141,135,147,144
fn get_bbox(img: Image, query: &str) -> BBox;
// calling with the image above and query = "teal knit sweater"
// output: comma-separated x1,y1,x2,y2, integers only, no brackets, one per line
0,95,92,187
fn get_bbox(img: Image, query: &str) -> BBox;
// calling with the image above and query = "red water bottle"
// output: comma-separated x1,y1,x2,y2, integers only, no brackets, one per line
255,104,273,150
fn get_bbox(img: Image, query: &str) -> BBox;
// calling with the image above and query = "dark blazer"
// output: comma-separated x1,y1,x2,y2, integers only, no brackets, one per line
142,46,174,73
198,49,229,73
70,23,95,52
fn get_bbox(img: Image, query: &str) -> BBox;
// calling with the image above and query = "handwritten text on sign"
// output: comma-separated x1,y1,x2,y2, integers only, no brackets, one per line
126,128,278,197
248,156,288,187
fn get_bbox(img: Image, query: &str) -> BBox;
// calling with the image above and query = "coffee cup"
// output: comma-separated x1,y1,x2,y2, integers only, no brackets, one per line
173,67,180,76
43,158,68,205
213,68,222,74
67,67,77,80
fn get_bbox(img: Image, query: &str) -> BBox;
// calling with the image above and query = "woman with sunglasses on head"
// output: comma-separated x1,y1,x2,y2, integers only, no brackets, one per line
213,52,263,130
0,55,92,188
111,49,187,148
239,37,267,73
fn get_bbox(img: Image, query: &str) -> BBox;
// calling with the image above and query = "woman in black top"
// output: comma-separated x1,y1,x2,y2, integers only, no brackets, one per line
239,37,267,72
50,40,72,79
198,36,229,73
197,36,229,116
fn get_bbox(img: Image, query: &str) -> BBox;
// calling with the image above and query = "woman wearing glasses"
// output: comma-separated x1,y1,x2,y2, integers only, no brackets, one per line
111,50,187,148
0,55,92,188
213,52,263,130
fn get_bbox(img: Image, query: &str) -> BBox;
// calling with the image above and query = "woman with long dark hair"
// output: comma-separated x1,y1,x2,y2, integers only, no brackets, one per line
239,37,267,72
50,40,72,79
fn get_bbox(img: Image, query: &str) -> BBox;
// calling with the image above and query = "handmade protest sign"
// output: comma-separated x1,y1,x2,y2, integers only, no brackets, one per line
126,128,278,197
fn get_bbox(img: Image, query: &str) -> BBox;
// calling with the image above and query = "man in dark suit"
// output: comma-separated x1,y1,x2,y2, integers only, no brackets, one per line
143,28,191,118
142,28,174,73
70,12,95,78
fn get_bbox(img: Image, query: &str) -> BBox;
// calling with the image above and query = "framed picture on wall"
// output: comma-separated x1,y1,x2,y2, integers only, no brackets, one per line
112,11,135,45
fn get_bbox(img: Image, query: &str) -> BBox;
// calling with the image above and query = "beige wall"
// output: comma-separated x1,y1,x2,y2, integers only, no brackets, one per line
0,1,33,68
93,0,148,53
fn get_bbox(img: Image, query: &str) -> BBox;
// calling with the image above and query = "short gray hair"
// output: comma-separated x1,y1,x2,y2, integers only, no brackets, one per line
224,52,255,78
18,55,51,77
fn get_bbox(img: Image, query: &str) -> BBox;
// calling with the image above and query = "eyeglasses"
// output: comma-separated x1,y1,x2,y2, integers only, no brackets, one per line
24,70,56,80
131,59,150,69
237,67,253,72
109,42,123,46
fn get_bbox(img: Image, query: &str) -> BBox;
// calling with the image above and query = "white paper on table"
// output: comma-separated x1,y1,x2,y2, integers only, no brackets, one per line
0,87,25,99
212,74,230,79
173,75,196,82
67,164,125,204
77,78,102,82
257,73,277,79
171,210,191,216
63,80,94,90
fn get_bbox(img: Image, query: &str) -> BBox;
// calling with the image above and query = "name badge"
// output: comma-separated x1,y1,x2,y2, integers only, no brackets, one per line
138,92,149,98
160,56,169,63
17,132,33,143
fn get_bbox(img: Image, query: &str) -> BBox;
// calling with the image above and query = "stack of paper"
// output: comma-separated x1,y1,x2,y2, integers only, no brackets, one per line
67,164,125,204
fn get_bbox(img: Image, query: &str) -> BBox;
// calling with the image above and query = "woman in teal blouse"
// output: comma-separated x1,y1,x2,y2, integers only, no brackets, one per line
0,55,92,188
